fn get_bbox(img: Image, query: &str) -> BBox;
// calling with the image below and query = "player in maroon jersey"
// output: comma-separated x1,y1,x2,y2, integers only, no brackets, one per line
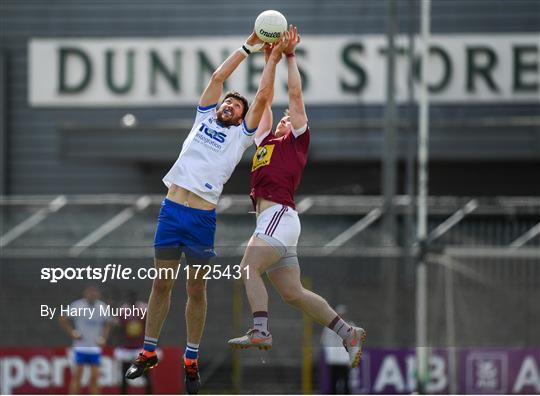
228,26,366,368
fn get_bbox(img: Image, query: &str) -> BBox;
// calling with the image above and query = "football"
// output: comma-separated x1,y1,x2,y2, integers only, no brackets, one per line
254,10,287,43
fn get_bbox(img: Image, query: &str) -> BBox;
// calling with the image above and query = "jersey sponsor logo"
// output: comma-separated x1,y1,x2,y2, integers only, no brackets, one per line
252,144,275,171
195,132,221,152
199,123,227,143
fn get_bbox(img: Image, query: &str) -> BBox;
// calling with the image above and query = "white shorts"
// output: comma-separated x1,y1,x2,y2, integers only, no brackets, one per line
253,204,301,273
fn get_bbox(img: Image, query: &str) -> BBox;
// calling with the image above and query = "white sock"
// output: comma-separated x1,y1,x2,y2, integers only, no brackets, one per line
329,316,354,342
253,311,269,335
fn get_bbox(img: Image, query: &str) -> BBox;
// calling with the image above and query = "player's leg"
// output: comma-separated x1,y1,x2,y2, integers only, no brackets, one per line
181,205,216,395
121,361,129,394
185,257,208,351
126,198,183,379
145,258,179,338
228,205,295,349
125,256,179,379
242,235,282,314
267,264,335,325
268,264,366,367
182,257,208,394
69,363,83,394
88,363,100,395
228,235,281,349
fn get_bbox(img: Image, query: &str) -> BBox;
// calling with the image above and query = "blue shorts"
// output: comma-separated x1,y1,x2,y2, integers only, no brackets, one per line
74,350,101,366
154,198,216,260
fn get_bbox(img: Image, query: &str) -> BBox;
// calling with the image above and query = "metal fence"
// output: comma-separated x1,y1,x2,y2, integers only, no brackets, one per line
1,194,539,392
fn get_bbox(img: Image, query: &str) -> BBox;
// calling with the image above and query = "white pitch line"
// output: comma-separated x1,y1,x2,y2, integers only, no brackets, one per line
0,195,66,248
323,208,382,255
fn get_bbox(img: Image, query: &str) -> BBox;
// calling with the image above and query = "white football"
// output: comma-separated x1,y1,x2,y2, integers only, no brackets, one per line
254,10,287,43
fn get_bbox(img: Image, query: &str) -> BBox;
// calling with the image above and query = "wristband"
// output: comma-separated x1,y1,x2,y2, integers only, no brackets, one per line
243,42,265,55
285,53,295,58
240,45,250,57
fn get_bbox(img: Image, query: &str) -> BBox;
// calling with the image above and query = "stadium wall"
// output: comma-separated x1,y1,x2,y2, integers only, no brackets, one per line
1,0,539,195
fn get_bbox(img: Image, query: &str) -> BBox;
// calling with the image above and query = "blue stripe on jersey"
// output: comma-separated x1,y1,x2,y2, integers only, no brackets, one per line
197,103,217,112
242,120,257,136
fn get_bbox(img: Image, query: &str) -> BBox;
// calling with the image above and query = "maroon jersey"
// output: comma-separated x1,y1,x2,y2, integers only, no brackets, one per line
250,127,310,209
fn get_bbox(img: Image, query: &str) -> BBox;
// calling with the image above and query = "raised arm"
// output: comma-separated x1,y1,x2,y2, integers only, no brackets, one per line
284,26,308,129
199,32,264,108
244,32,289,131
255,45,276,140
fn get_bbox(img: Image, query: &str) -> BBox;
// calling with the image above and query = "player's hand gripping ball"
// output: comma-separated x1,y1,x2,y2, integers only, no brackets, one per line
254,10,287,43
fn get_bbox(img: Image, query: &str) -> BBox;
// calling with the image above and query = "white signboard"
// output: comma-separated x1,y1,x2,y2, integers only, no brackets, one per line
28,34,539,107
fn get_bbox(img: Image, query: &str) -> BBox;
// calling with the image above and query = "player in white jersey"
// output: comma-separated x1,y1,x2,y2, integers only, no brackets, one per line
59,285,111,395
125,30,289,394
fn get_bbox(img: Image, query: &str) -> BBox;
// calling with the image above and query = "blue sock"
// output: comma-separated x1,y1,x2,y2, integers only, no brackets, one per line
184,342,199,359
143,336,158,352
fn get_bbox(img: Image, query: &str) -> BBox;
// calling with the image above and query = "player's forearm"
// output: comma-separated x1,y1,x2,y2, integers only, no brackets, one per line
245,58,279,130
286,55,308,127
255,57,279,104
287,56,302,99
263,50,275,106
211,50,247,83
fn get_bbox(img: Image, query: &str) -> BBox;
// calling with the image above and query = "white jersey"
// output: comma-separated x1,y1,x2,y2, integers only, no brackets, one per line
70,298,109,353
163,104,256,204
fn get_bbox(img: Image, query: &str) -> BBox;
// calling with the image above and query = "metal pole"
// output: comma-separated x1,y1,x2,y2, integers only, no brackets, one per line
416,0,431,393
232,280,243,394
382,0,398,246
301,277,313,394
405,0,416,250
382,0,399,346
445,263,458,394
0,51,7,195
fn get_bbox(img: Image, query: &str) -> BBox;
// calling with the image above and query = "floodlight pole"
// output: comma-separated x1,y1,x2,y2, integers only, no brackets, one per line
405,0,416,250
416,0,431,393
382,0,398,246
0,51,6,195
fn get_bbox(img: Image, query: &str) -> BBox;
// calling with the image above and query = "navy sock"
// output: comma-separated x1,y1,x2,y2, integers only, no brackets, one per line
143,336,158,352
184,342,199,359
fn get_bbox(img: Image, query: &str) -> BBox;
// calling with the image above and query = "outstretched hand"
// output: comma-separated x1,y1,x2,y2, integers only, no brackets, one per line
245,31,266,53
268,30,290,62
283,25,300,55
246,31,264,46
263,41,273,62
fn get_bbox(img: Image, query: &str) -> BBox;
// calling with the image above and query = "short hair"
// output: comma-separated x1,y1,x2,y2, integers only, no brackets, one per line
283,108,290,117
222,91,249,119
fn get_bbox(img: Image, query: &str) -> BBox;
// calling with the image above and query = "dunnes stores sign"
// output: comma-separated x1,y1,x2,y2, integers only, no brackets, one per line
29,35,539,107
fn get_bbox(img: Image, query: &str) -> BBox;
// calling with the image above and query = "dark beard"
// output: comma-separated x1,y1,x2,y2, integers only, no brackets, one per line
216,113,240,127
